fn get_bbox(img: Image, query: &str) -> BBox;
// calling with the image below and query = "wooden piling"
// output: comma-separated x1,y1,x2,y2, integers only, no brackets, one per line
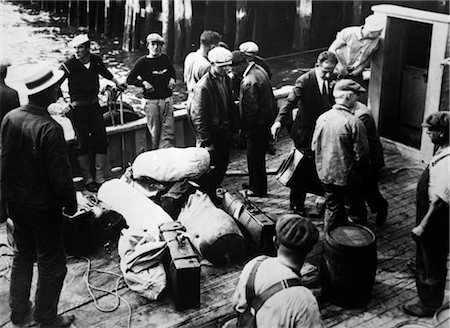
235,0,249,49
174,0,185,64
293,0,312,51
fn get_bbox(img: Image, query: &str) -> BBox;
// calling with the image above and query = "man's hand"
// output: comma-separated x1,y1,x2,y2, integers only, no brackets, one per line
143,81,155,92
270,121,281,140
411,226,424,241
168,78,176,90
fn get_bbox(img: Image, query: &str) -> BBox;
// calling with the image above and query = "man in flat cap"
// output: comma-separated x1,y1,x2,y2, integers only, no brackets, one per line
312,79,370,232
127,33,176,150
329,14,385,82
0,58,20,124
233,214,323,327
239,41,271,79
404,111,449,317
1,64,77,327
231,50,276,197
271,51,338,215
61,34,126,192
189,46,237,202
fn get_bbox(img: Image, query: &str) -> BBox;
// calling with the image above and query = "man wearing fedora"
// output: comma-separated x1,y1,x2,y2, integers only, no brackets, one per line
0,58,20,125
127,33,176,150
61,34,126,193
312,79,370,232
328,14,384,82
233,214,323,327
189,46,237,201
0,64,77,327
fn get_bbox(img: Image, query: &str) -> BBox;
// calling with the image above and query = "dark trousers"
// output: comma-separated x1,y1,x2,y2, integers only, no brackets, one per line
363,169,387,213
197,137,230,200
288,155,323,211
72,103,108,155
246,130,270,195
8,203,67,325
322,183,367,232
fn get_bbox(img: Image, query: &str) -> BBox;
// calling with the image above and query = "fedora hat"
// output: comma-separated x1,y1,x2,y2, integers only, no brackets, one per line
23,64,65,96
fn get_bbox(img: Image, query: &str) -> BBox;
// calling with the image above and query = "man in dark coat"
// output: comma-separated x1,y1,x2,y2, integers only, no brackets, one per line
0,64,77,327
0,58,20,123
189,47,236,201
271,51,338,214
231,50,276,196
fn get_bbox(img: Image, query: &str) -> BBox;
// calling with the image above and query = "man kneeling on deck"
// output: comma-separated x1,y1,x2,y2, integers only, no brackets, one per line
233,214,323,328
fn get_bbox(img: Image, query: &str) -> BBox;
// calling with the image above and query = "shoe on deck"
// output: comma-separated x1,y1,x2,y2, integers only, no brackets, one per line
38,314,75,328
376,200,388,227
11,302,34,326
403,301,436,317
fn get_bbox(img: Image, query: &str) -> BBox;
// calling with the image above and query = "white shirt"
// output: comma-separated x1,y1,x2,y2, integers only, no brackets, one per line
314,68,328,95
429,146,450,204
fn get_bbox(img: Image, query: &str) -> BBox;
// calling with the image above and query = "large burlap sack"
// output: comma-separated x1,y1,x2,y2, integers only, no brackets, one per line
118,227,167,300
178,191,246,266
132,147,210,182
97,179,172,238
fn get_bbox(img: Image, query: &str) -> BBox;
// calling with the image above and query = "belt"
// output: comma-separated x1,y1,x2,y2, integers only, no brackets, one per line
71,97,98,107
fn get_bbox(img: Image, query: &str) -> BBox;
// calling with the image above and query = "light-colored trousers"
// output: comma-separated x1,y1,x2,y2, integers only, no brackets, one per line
144,97,175,149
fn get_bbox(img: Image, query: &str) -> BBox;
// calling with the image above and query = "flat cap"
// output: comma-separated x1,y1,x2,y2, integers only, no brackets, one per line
146,33,165,44
231,50,247,66
364,14,384,32
239,41,259,55
0,58,11,73
334,79,366,93
276,214,319,251
208,46,232,66
422,111,449,130
70,34,90,48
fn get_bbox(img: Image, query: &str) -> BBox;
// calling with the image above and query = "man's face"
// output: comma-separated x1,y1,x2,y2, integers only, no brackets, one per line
316,60,336,80
212,63,231,76
148,41,163,57
74,43,89,60
232,62,247,79
427,128,444,145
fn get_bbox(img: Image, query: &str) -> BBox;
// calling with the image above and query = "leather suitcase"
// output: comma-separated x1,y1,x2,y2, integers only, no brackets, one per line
159,221,200,310
221,191,276,256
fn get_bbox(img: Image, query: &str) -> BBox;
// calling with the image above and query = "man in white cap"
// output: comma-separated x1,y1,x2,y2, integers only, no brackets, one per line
0,58,20,124
1,64,77,327
239,41,271,79
233,214,323,328
328,14,385,82
61,34,126,192
127,33,176,150
190,46,237,201
312,79,370,232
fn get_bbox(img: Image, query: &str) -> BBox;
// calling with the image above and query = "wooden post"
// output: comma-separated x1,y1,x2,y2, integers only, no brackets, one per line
161,0,170,54
122,0,133,51
293,0,312,51
223,1,235,48
132,0,141,50
174,0,184,64
104,0,110,36
352,0,363,25
235,0,249,49
68,0,72,26
86,0,90,30
252,2,265,47
144,0,152,36
184,0,192,54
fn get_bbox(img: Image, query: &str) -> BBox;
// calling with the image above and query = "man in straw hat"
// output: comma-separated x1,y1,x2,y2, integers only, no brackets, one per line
189,46,237,202
0,64,77,327
311,79,370,232
404,111,449,317
0,58,20,124
233,214,323,327
328,14,385,82
127,33,176,150
61,34,126,193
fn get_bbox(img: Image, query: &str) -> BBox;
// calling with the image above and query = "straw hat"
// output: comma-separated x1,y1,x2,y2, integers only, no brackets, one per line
23,64,65,95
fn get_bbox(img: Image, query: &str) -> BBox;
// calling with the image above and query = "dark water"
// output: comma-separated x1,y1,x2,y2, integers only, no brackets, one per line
1,0,319,112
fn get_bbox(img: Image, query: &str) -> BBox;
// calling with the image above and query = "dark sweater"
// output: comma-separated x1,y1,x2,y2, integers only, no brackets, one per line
61,54,114,102
126,54,176,99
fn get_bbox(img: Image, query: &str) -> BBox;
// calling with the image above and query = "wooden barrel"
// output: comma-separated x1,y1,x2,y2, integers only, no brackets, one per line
433,303,449,327
393,320,432,328
320,223,377,308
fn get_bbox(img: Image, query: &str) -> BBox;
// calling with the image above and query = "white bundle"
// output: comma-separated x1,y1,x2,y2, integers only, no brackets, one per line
97,179,172,238
132,147,210,182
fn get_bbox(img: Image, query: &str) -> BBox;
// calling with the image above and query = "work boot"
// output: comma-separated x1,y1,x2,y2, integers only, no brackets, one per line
38,314,75,328
77,155,93,185
376,199,388,227
94,154,108,185
403,300,436,317
11,301,33,326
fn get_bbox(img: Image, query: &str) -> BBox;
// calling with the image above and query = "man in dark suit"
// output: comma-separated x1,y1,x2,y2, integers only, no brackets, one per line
271,51,338,215
0,58,20,124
